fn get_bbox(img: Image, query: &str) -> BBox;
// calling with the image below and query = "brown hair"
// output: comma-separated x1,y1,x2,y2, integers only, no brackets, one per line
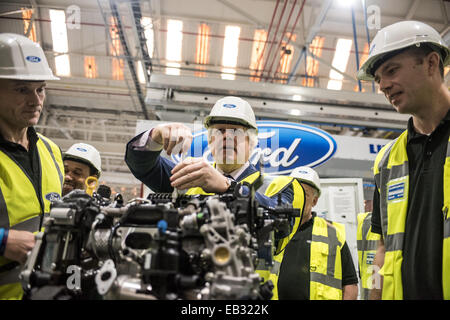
406,44,445,79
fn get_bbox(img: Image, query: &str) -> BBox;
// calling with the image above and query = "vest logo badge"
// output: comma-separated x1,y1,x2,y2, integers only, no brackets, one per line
366,252,375,265
387,182,405,201
45,192,61,202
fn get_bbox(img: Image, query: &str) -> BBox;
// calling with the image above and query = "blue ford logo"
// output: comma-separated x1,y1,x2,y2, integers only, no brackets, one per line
26,55,41,63
172,121,336,174
76,147,88,152
222,104,236,108
45,192,61,202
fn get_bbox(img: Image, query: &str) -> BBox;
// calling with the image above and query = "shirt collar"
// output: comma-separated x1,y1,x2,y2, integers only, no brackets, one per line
407,109,450,142
216,161,251,180
0,126,38,148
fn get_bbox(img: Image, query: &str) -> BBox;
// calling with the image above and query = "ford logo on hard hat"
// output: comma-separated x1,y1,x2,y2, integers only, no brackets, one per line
76,147,88,152
172,120,336,174
222,104,236,108
26,56,41,63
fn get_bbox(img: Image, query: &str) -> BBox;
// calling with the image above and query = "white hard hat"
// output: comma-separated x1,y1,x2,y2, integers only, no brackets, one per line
290,166,321,197
357,21,450,81
204,96,258,130
0,33,59,81
64,143,102,177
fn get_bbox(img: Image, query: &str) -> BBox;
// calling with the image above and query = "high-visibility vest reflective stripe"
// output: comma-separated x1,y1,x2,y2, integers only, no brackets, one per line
0,134,63,299
357,212,381,300
374,131,450,300
268,217,345,300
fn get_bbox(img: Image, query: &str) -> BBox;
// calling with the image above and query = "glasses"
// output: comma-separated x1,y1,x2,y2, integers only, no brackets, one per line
210,127,248,137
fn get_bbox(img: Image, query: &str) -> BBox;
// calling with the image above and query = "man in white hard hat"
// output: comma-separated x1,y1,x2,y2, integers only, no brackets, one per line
267,166,358,300
0,33,62,299
125,96,292,207
63,143,102,196
357,21,450,300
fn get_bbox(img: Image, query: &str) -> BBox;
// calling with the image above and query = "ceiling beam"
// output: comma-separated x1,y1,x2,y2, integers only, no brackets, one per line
405,0,422,20
107,0,151,119
288,0,333,82
215,0,264,27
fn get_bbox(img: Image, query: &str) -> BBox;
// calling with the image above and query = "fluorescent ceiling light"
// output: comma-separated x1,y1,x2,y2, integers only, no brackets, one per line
221,67,236,80
303,36,324,87
327,38,352,90
166,62,181,76
137,60,146,83
141,17,154,58
222,25,240,67
109,16,124,80
166,19,183,75
54,55,70,77
49,9,70,76
196,23,210,65
221,25,240,80
50,9,68,53
250,30,267,70
22,8,36,42
327,78,343,91
331,38,352,72
84,56,97,79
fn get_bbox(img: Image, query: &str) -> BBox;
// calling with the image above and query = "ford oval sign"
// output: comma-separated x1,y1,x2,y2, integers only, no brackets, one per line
171,121,337,175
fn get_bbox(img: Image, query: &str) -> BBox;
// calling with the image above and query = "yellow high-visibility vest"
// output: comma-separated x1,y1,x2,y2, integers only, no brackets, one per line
264,177,305,253
267,216,346,300
356,212,381,300
0,133,63,300
254,176,305,282
373,131,450,300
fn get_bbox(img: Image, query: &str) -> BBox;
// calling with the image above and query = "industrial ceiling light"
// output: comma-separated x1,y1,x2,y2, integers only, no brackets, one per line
141,17,154,59
221,25,241,80
49,9,70,77
327,38,352,90
249,29,267,82
196,23,210,66
166,19,183,76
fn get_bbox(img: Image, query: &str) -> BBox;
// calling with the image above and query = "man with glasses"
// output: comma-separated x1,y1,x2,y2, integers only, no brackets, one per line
125,96,292,207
